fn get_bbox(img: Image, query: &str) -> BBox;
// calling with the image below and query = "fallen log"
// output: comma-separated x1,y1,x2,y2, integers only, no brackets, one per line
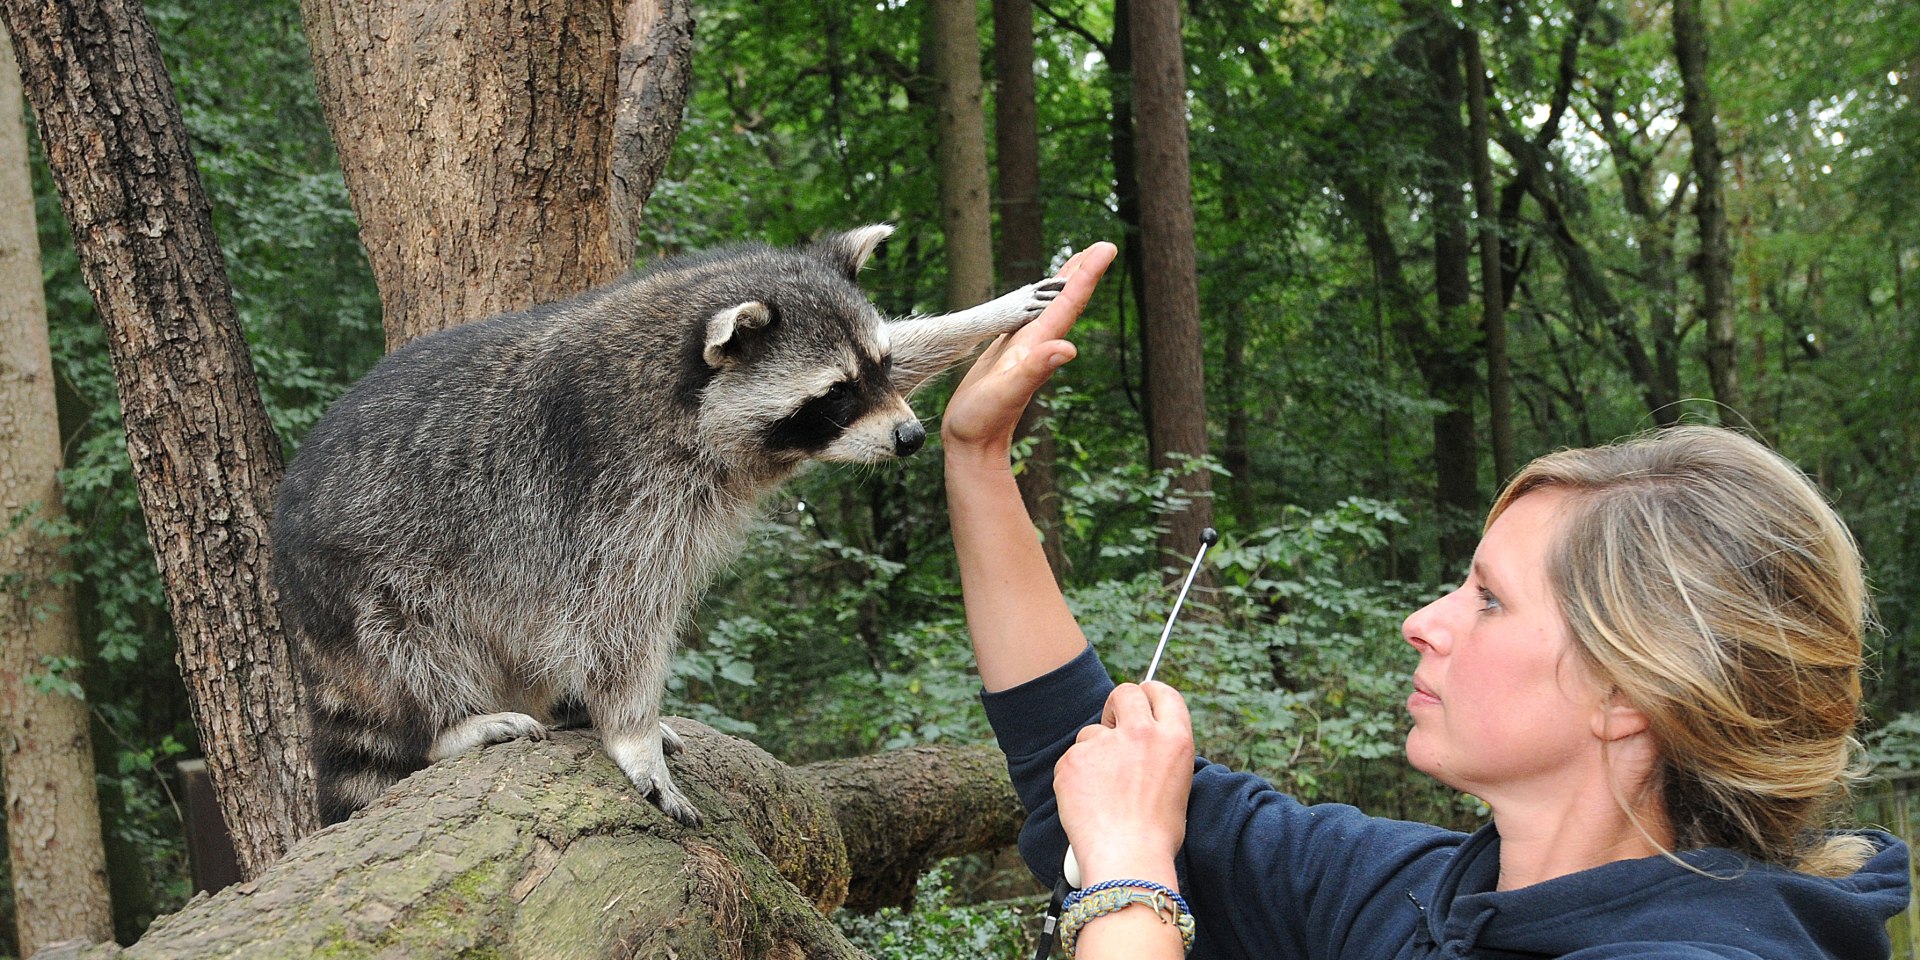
38,721,1025,959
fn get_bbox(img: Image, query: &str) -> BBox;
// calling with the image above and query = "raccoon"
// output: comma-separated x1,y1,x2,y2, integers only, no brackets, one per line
271,225,1061,827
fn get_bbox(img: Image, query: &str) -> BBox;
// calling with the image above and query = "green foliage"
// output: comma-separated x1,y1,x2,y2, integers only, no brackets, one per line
836,863,1037,958
1865,713,1920,775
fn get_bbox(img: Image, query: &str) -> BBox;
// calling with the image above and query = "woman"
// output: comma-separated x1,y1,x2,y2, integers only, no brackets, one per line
943,243,1910,959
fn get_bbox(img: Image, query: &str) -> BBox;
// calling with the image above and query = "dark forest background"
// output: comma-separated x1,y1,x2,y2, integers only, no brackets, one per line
10,0,1917,952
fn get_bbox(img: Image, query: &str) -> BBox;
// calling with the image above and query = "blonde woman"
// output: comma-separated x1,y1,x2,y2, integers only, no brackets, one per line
944,242,1910,960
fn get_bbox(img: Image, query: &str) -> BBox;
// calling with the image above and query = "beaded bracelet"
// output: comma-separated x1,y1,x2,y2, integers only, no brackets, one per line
1063,879,1191,917
1056,885,1196,959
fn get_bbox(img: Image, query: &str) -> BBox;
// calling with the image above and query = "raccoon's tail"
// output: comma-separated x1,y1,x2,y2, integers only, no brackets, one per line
310,693,433,825
303,653,434,825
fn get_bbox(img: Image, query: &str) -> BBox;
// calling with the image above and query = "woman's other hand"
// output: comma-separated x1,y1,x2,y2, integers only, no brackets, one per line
1054,680,1195,888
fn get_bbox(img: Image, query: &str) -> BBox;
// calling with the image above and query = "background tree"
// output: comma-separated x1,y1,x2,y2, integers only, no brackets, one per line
1462,2,1513,484
1672,0,1741,423
0,0,317,880
298,0,694,349
1128,0,1215,568
0,20,114,952
930,0,994,312
993,0,1067,581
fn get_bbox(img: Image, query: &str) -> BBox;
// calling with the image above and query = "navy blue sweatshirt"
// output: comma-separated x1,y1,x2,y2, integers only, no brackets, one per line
982,645,1911,959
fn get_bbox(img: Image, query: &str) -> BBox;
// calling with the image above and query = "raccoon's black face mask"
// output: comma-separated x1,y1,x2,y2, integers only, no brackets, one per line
765,351,924,460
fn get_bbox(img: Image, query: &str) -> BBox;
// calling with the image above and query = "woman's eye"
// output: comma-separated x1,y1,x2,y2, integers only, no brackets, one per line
1476,587,1501,612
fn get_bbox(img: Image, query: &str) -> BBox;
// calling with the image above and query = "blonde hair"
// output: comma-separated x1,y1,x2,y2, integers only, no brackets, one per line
1489,425,1874,876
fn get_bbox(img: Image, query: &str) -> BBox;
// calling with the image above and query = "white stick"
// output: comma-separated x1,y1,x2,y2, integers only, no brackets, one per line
1141,529,1217,685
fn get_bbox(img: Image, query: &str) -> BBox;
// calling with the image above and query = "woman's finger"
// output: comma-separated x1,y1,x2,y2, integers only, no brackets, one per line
1013,242,1115,346
1101,682,1154,728
1139,681,1191,728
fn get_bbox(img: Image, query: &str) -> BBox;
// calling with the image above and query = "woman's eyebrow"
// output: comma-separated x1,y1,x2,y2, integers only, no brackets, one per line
1471,558,1503,596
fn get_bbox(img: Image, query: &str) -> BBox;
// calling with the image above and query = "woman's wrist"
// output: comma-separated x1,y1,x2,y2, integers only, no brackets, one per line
1074,850,1180,891
941,431,1014,473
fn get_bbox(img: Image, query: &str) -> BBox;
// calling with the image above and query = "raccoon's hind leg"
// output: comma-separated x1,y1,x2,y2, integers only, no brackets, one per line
428,712,550,761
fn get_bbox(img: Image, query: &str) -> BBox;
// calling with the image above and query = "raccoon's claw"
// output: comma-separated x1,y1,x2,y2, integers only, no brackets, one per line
429,711,550,762
606,727,703,827
660,720,686,756
646,776,704,827
1021,277,1066,316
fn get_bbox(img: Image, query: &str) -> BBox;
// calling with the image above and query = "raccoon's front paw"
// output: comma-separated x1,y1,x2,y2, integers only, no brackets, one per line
1017,276,1066,319
428,711,550,762
606,727,703,827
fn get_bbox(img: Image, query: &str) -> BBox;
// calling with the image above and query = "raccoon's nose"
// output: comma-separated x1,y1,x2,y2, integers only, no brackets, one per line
893,420,926,457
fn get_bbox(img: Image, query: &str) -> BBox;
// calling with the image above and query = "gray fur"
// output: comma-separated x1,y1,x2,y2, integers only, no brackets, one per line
273,226,1061,826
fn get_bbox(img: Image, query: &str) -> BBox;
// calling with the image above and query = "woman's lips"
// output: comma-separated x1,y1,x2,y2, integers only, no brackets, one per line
1408,675,1441,709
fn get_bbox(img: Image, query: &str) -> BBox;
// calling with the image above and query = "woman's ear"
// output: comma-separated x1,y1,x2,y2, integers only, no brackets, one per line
1591,688,1651,742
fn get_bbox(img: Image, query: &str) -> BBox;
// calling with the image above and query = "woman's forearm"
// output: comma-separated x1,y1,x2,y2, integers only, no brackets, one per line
946,450,1087,692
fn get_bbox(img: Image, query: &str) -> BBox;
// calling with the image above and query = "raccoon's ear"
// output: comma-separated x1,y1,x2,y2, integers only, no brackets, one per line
814,224,895,281
703,301,774,368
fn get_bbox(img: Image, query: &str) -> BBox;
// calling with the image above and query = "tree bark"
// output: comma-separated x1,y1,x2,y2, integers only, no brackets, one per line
1128,0,1215,570
0,0,318,876
611,0,695,265
1107,0,1150,419
1591,82,1684,423
300,0,640,347
992,0,1065,582
31,725,1026,960
0,22,114,953
1462,9,1513,485
1415,6,1482,570
1672,0,1741,423
931,0,995,311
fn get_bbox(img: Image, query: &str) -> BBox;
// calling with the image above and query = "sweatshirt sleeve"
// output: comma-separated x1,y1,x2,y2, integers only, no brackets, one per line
979,642,1113,888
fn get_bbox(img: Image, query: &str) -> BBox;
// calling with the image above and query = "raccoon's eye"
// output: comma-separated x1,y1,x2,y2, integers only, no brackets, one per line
824,380,855,403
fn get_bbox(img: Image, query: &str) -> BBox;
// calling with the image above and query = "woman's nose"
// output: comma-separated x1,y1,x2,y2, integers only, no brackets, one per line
1402,591,1453,655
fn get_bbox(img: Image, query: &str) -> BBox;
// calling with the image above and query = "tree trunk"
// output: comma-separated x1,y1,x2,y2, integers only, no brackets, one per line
32,725,1026,960
1108,0,1149,419
299,0,671,347
931,0,994,312
1418,8,1482,570
1672,0,1741,423
611,0,695,262
1462,9,1513,485
0,0,318,877
1128,0,1215,570
992,0,1065,582
0,22,114,953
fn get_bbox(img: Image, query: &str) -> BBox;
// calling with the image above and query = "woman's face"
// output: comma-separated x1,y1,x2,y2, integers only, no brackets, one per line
1402,489,1613,806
